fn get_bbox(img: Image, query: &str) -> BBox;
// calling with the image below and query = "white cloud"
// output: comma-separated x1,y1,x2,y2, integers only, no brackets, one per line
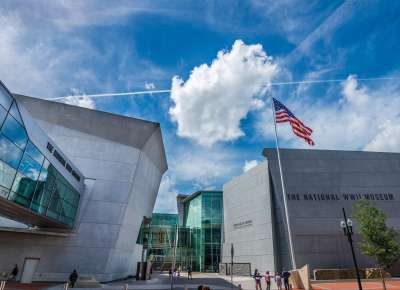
171,148,234,187
243,160,259,172
63,96,96,110
169,39,278,146
153,175,178,213
258,75,400,152
145,82,156,90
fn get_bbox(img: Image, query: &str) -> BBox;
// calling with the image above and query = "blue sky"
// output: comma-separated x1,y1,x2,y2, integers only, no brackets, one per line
1,0,400,213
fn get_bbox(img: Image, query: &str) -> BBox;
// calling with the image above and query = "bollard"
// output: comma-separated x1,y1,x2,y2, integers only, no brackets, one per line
124,283,128,290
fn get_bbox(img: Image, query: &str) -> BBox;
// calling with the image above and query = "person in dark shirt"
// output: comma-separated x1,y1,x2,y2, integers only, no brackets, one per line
69,269,78,288
282,271,291,290
187,265,193,279
253,269,262,290
9,264,18,281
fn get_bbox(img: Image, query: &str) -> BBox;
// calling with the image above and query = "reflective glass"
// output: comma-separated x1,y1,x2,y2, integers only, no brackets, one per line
0,105,7,128
0,85,12,111
10,172,37,207
18,152,42,180
31,162,55,214
9,101,23,124
47,190,62,219
25,141,44,165
0,159,16,192
1,115,28,149
0,134,24,169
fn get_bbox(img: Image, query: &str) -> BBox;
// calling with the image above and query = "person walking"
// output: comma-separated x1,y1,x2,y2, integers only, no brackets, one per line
9,264,18,281
69,269,78,288
282,271,291,290
187,265,192,280
253,269,262,290
264,271,272,290
275,272,282,290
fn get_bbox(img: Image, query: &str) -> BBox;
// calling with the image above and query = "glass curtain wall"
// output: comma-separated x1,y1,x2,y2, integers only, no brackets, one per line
184,191,223,272
0,83,80,228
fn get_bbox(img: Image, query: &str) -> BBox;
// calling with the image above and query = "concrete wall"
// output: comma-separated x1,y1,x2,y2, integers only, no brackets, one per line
222,161,276,273
0,96,167,282
264,148,400,274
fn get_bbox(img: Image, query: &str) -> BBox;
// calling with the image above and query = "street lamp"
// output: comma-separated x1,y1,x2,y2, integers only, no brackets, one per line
340,208,363,290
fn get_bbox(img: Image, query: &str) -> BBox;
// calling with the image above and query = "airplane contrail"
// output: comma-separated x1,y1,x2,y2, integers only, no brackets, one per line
49,76,400,101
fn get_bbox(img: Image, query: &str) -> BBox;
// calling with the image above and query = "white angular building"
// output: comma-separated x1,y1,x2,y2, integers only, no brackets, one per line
0,81,167,282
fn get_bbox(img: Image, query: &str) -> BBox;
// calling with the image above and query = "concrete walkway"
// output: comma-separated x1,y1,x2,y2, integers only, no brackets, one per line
47,272,257,290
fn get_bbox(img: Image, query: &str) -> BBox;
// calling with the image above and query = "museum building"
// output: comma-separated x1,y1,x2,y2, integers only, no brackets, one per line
0,80,167,282
222,148,400,275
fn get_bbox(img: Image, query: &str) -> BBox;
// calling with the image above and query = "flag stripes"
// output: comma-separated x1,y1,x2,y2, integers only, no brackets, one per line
273,98,315,146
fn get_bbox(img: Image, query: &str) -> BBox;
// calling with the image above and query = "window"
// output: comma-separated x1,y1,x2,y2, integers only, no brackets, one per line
0,134,24,169
71,170,80,181
10,173,37,207
46,142,54,153
0,105,7,128
0,160,16,193
25,141,45,165
53,150,66,166
1,114,28,150
0,85,12,111
18,152,42,180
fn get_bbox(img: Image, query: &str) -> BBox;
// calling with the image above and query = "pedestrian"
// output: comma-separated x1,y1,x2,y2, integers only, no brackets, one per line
197,285,203,290
69,269,78,288
169,268,172,278
264,271,272,290
282,270,291,290
202,286,210,290
178,265,181,277
253,269,262,290
187,265,192,279
9,264,18,281
275,272,282,290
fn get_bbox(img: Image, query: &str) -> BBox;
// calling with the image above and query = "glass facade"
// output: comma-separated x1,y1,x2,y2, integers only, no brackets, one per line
138,191,223,272
0,82,80,228
184,191,223,272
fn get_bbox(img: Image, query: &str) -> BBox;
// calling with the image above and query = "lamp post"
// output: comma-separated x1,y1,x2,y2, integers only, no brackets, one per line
340,208,363,290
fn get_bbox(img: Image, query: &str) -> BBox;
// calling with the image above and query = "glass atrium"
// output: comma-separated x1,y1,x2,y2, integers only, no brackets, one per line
138,191,223,272
0,82,80,228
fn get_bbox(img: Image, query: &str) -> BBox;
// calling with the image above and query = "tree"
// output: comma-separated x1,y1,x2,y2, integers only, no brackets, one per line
353,200,400,289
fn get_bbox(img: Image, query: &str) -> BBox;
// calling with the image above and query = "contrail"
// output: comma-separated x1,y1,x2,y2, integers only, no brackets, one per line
50,76,400,101
49,89,171,100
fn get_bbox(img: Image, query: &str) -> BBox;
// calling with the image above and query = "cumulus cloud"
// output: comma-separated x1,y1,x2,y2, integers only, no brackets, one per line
258,75,400,152
171,148,235,186
153,175,178,213
169,39,279,146
243,160,259,172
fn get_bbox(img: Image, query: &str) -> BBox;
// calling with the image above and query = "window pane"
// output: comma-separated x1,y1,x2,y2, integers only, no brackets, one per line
1,115,28,149
25,141,44,165
0,105,6,128
0,85,12,111
47,189,62,219
18,152,42,180
9,101,23,124
31,162,55,213
0,134,23,169
10,172,37,206
0,160,16,192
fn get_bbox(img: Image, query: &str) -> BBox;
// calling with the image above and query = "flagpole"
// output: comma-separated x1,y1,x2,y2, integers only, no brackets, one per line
271,100,297,270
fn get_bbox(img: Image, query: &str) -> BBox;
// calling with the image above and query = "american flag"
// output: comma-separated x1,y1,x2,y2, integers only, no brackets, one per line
273,98,315,146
